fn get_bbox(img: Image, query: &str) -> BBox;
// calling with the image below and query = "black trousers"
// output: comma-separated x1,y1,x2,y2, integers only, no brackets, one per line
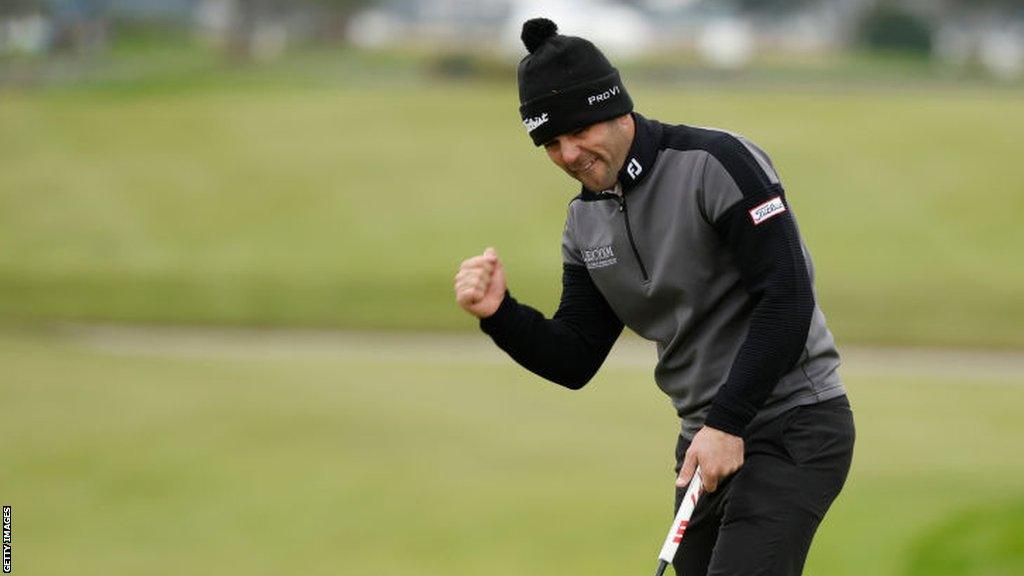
672,396,855,576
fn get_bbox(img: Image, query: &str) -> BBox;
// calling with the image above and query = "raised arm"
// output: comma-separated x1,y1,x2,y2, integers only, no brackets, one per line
455,248,623,389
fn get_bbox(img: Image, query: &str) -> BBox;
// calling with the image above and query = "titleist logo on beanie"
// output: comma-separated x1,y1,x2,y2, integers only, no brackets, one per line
516,18,633,146
523,113,549,132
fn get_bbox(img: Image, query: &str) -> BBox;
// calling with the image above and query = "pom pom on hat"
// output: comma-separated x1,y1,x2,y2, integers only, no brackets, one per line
521,18,558,53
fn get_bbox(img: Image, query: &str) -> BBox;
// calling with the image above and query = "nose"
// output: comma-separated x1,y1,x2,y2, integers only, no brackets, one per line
559,137,582,166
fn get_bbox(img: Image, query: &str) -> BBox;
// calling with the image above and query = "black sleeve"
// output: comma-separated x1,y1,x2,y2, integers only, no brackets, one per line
700,145,815,437
479,263,624,390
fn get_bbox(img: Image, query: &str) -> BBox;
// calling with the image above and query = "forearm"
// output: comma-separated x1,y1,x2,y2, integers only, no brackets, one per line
480,264,623,389
704,280,814,435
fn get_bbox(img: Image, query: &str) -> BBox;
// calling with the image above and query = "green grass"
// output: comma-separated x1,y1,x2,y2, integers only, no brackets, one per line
908,498,1024,576
1,71,1023,347
1,328,1022,575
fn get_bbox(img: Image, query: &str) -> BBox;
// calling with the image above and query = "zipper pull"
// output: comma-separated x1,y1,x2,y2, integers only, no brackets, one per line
618,197,625,212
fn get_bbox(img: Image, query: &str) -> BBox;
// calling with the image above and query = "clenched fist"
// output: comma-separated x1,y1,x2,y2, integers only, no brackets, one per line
454,247,507,318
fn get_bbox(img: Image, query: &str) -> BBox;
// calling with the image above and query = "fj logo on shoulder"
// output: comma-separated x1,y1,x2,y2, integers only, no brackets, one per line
749,196,787,225
626,158,642,179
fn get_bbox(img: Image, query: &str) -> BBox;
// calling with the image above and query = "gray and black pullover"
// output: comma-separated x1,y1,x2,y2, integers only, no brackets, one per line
481,113,846,440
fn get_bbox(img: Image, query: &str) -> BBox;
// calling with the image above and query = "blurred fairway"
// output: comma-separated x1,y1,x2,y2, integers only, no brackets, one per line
1,74,1023,347
2,327,1022,576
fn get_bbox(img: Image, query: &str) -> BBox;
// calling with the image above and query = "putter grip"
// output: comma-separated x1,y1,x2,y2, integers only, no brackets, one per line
656,467,703,564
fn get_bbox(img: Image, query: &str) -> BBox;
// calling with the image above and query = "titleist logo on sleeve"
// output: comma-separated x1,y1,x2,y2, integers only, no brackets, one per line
749,196,787,225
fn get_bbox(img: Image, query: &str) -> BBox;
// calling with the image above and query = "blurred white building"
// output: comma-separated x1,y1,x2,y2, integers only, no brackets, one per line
348,0,653,59
346,0,867,68
0,13,52,55
935,18,1024,81
501,0,653,59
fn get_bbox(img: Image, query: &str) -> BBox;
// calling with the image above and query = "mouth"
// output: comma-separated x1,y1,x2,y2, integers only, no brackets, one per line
574,157,597,176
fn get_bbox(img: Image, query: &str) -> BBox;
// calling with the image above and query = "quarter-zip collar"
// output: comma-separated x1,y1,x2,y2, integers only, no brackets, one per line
580,112,662,201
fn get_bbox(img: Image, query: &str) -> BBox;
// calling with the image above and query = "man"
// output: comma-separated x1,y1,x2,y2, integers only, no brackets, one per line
453,18,854,576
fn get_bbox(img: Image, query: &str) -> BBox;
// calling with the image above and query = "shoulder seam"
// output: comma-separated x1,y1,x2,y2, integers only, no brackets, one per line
660,124,779,194
697,150,713,224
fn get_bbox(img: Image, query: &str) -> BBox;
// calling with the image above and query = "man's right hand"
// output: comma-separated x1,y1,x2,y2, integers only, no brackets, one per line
454,247,507,318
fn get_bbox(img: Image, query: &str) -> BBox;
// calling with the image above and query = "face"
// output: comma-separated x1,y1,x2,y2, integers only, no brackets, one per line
543,114,635,192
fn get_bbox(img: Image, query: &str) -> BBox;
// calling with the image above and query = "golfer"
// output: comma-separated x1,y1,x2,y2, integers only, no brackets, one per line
454,18,854,576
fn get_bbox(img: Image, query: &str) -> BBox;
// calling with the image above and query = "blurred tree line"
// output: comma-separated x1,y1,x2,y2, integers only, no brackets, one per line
3,0,1024,75
0,0,379,61
220,0,372,61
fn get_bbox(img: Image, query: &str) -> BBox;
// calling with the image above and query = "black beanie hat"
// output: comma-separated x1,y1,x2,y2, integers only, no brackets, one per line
517,18,633,146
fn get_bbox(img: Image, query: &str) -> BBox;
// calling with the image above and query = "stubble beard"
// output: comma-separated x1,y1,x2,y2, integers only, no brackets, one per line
573,156,615,192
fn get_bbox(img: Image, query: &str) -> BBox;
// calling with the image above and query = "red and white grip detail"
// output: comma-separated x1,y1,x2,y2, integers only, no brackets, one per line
658,467,704,563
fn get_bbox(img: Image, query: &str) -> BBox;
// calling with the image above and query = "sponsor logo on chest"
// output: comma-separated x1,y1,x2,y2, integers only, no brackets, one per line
749,196,787,225
582,245,618,269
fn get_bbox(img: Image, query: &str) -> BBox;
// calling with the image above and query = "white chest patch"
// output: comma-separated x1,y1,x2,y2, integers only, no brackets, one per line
749,196,787,225
582,245,617,269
